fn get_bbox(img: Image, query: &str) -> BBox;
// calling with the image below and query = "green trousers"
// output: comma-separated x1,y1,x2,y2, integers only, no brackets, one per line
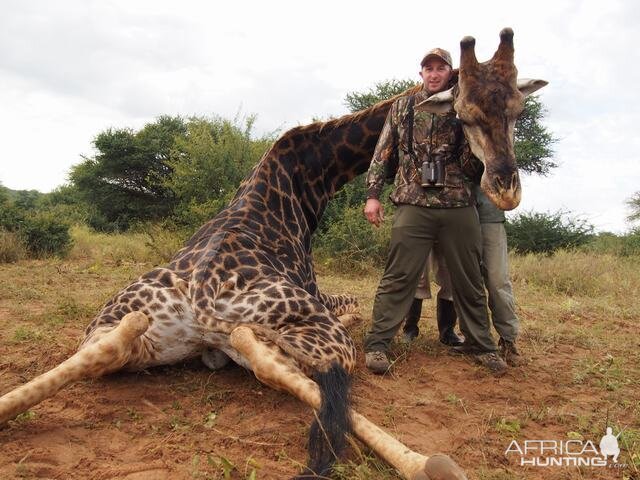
364,205,496,353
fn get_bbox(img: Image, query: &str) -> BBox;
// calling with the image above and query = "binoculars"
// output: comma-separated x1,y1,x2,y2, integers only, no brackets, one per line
421,157,445,188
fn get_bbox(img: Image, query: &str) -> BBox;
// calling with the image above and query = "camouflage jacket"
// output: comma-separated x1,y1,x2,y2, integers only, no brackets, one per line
366,85,482,208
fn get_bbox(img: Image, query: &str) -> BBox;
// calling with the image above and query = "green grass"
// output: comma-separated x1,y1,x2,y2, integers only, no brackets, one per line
2,228,640,480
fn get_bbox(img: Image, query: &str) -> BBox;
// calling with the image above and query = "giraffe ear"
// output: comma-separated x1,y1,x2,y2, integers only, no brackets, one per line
415,88,454,114
517,78,548,96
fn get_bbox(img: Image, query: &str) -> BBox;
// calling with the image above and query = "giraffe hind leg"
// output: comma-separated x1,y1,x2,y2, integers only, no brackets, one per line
229,326,351,479
229,326,468,480
0,311,149,426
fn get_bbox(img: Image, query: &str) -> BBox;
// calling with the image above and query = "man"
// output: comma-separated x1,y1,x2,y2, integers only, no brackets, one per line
362,48,507,376
402,185,523,366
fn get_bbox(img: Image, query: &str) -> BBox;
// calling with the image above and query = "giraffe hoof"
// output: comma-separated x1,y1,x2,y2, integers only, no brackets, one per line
118,312,150,340
418,454,467,480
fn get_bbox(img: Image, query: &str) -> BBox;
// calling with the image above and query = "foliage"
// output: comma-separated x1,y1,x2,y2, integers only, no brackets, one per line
0,184,71,260
313,204,392,273
627,191,640,223
505,210,594,254
165,115,273,228
69,115,188,231
19,212,73,258
67,114,273,231
514,95,557,175
343,78,417,113
584,229,640,257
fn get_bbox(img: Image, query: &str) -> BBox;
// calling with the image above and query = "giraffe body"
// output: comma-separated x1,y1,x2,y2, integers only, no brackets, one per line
1,29,546,480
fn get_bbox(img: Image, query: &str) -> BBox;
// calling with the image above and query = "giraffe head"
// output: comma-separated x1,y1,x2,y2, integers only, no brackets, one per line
418,28,547,210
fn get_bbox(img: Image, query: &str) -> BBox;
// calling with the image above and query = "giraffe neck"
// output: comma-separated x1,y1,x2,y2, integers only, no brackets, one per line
274,101,397,235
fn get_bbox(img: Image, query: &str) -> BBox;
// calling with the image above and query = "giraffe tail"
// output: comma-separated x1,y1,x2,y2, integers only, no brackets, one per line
0,311,149,426
294,362,352,479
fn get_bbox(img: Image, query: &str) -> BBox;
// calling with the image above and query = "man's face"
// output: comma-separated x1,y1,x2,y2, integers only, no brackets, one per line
420,57,452,94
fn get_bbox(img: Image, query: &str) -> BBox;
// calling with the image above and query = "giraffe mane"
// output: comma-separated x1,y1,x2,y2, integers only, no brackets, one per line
285,84,424,137
286,69,460,137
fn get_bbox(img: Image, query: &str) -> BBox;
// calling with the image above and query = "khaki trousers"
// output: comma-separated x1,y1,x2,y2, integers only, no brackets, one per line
364,205,496,353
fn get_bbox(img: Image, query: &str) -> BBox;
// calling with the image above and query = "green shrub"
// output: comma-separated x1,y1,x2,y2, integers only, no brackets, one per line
20,213,73,258
0,230,28,263
505,210,593,254
584,229,640,257
313,204,391,273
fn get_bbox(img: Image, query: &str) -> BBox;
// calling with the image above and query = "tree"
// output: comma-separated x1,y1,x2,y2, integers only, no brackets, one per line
165,115,274,227
514,96,557,175
70,115,187,231
505,210,593,254
627,192,640,224
343,78,417,113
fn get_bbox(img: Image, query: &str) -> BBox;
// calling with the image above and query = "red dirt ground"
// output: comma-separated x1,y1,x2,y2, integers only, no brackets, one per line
0,266,636,480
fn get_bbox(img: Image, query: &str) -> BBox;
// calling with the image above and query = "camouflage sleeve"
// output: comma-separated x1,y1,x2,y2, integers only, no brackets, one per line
365,102,399,199
459,140,483,183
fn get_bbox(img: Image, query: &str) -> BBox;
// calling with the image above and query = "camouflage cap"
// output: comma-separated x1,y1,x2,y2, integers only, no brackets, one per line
420,48,452,68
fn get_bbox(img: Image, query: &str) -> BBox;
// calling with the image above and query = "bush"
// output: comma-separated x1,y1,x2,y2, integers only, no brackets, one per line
313,204,391,273
584,229,640,257
20,214,73,258
505,210,594,254
0,230,28,263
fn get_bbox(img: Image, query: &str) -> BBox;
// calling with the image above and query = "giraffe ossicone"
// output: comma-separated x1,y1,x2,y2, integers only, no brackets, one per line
0,28,545,479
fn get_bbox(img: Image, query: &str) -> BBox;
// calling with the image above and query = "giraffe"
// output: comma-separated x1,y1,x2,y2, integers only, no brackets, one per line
0,28,545,479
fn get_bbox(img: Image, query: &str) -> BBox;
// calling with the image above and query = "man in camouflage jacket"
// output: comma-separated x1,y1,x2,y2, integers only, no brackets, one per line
363,48,507,376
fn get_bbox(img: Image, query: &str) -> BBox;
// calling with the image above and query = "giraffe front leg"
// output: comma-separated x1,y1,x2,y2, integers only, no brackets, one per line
229,326,467,480
0,312,149,425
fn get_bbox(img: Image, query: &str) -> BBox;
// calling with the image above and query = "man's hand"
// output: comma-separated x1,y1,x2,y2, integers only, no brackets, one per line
364,198,385,227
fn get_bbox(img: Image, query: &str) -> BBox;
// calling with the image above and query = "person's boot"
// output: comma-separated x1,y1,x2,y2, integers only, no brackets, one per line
499,337,524,367
365,351,391,374
400,298,422,343
437,298,464,346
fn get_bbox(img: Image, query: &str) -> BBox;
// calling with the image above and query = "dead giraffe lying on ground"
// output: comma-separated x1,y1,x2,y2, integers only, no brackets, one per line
0,28,545,479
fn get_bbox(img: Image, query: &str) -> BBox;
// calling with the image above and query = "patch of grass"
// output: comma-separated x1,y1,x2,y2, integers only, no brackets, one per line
0,230,27,263
333,439,400,480
511,250,640,297
495,418,521,438
446,393,460,404
67,224,185,266
126,407,142,421
12,326,42,343
619,427,640,470
14,411,36,423
572,354,629,391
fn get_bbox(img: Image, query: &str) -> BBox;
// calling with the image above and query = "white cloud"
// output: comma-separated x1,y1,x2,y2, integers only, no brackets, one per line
0,0,638,232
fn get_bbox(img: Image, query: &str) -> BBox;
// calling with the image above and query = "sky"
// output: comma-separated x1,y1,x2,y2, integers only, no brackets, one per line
1,0,638,233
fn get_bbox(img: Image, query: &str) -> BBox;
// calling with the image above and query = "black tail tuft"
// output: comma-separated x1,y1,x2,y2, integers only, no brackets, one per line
293,363,352,479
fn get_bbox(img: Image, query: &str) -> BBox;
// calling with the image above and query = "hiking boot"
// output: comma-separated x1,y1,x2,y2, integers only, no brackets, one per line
473,352,508,376
499,338,524,367
400,298,422,344
437,299,464,347
449,342,481,356
365,351,391,374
